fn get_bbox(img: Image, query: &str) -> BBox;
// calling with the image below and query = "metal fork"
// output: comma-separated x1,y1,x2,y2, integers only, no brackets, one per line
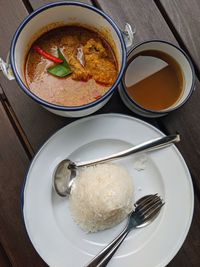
85,194,164,267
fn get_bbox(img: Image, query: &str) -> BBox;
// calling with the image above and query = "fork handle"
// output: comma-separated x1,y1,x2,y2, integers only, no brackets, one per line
85,227,129,267
96,231,129,267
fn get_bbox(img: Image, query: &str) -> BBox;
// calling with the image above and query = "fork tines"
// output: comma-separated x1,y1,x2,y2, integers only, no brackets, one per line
135,194,164,221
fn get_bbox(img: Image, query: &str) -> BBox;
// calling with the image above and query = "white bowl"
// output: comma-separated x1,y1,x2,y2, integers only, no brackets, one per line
119,40,195,118
3,1,133,117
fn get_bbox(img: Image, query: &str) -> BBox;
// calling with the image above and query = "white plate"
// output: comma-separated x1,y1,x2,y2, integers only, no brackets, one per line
22,114,194,267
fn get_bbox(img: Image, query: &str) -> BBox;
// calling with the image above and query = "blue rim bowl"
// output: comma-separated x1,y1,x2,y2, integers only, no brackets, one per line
10,1,127,112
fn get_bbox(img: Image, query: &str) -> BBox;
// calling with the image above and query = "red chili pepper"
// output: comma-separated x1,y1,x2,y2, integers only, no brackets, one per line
94,95,102,100
33,46,63,64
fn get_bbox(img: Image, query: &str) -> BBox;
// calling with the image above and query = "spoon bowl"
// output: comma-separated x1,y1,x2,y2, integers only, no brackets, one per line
53,159,77,197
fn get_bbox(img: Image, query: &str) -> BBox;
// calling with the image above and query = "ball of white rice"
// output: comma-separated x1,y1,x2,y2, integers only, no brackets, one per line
70,163,134,232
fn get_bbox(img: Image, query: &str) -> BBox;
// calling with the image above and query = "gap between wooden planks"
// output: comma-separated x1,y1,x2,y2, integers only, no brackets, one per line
0,92,34,159
157,0,200,78
0,242,12,267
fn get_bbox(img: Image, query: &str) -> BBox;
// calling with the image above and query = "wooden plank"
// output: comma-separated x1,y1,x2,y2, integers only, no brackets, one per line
95,0,176,42
0,244,12,267
167,194,200,267
0,102,47,266
29,0,92,10
159,0,200,75
158,93,200,193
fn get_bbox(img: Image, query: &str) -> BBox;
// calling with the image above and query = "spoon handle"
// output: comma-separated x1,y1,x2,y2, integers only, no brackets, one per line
85,227,129,267
77,134,180,168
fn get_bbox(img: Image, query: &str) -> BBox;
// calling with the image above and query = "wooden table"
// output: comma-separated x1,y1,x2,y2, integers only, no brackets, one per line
0,0,200,266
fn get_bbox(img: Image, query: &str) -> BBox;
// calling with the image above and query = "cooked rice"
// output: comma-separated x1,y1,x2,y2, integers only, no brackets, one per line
70,163,134,232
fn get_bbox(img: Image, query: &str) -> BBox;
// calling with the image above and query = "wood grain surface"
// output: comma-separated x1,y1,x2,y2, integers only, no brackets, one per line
158,0,200,75
29,0,92,10
0,243,11,267
0,102,47,266
167,194,200,267
94,0,176,42
0,0,200,266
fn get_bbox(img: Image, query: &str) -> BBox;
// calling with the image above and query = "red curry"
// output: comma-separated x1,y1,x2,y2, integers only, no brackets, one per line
25,26,118,106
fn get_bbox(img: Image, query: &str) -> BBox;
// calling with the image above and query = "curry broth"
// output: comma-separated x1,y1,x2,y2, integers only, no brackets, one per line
125,50,184,111
25,26,118,106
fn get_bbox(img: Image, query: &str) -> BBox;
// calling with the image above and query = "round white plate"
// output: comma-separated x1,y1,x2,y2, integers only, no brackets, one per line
22,114,194,267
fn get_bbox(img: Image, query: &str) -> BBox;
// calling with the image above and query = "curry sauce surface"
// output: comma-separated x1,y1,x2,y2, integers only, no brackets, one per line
25,26,118,106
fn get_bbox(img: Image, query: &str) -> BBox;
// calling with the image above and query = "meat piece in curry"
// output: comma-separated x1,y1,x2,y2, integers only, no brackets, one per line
25,26,118,106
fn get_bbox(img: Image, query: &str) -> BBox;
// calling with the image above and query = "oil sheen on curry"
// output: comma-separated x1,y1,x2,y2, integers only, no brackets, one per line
25,26,118,106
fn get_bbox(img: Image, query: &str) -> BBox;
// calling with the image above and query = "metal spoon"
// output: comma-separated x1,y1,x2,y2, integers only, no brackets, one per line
54,134,180,197
85,194,164,267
